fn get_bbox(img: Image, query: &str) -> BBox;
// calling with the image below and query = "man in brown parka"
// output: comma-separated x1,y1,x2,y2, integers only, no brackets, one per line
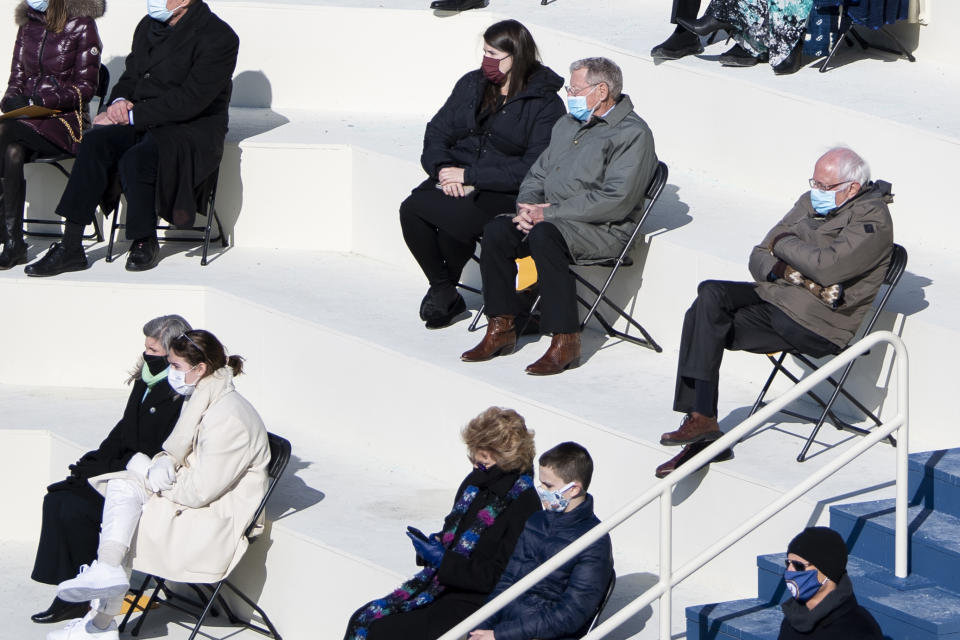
655,146,894,477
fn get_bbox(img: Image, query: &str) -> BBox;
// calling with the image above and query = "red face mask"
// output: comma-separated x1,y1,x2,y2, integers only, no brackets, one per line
481,55,508,85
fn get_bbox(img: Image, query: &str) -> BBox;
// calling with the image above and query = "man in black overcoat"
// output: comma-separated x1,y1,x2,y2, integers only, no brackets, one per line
30,317,188,624
26,0,239,276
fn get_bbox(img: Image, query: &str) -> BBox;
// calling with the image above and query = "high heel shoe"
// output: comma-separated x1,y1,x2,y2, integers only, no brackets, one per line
773,40,804,75
676,14,737,38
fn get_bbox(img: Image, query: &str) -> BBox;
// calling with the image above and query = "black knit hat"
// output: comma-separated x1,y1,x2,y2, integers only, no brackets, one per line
787,527,848,583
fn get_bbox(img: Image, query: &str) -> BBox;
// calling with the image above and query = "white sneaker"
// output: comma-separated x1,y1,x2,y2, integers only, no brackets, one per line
57,561,129,603
46,610,118,640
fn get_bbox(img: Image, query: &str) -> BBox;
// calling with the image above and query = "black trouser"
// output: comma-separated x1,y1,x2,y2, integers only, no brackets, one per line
346,593,480,640
31,481,105,585
671,0,702,22
674,280,841,416
399,184,517,287
56,124,160,240
480,216,579,335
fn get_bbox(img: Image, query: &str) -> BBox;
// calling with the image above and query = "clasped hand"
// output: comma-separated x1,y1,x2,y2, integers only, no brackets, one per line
93,99,134,126
513,203,549,233
146,455,177,493
438,167,467,197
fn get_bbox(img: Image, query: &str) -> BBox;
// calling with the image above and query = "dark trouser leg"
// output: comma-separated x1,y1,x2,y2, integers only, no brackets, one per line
362,595,479,640
118,133,160,240
480,216,528,317
31,485,104,585
399,200,454,286
56,125,138,228
671,0,703,23
436,230,476,284
527,222,578,334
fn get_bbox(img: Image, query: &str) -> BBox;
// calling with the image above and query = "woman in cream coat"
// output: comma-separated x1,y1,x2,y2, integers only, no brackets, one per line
49,330,270,640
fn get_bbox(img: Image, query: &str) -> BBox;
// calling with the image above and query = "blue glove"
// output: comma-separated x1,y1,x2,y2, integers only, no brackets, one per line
406,529,445,567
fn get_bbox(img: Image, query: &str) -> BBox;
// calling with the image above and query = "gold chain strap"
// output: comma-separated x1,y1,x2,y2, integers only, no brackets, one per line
55,85,84,144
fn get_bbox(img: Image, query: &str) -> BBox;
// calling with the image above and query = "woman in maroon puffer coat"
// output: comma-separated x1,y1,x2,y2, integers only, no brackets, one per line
0,0,103,270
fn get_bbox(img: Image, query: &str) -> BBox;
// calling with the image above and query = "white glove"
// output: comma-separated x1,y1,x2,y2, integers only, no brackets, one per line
125,452,152,478
146,456,177,493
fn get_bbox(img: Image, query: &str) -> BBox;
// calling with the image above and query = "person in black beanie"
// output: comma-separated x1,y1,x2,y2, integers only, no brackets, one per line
779,527,883,639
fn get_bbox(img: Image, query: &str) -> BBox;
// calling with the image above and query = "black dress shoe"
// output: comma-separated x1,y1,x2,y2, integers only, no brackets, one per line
676,15,737,37
719,43,766,67
24,242,88,277
0,241,27,270
773,40,804,75
655,439,734,479
430,0,488,9
125,236,160,272
31,596,90,624
425,293,467,329
650,30,704,60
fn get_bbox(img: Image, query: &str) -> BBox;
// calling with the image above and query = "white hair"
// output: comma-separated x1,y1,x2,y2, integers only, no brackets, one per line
143,315,192,351
569,57,623,100
824,146,870,186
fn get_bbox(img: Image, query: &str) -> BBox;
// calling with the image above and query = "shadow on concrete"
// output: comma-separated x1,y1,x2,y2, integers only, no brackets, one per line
266,453,326,521
597,571,657,640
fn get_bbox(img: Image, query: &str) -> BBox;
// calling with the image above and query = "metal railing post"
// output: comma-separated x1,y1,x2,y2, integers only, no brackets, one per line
660,489,672,639
895,342,910,578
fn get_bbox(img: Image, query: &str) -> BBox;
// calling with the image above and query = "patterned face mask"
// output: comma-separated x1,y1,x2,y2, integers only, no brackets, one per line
537,481,576,512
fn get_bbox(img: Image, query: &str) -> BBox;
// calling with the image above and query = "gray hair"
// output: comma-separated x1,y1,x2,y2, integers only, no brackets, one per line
824,146,870,186
143,315,192,351
569,57,623,101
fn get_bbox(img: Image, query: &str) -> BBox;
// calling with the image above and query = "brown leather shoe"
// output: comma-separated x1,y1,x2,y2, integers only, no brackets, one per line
660,412,722,446
655,440,734,479
461,316,517,362
525,332,581,376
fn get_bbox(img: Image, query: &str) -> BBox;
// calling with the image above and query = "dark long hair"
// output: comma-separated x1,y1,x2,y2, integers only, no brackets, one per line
169,330,245,378
44,0,69,33
480,20,542,112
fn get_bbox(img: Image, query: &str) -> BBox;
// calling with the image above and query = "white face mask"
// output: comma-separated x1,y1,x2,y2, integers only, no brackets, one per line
168,363,198,396
27,0,49,10
147,0,187,22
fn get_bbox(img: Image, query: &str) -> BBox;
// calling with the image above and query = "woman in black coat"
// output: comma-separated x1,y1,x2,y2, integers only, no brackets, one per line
344,407,542,640
400,19,565,329
29,315,191,624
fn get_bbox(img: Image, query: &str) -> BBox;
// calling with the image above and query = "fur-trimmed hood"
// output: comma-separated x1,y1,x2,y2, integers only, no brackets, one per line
15,0,106,25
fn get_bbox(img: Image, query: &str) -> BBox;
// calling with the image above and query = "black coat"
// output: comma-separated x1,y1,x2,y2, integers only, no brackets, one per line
485,495,613,640
779,575,883,639
31,378,184,585
106,1,238,227
357,466,541,640
420,65,564,194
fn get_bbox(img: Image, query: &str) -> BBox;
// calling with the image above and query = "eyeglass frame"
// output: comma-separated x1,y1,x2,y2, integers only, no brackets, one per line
808,178,852,191
564,82,599,96
784,558,813,572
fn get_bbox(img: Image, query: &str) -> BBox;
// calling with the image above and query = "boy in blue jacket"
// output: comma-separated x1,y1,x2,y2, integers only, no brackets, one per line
470,442,614,640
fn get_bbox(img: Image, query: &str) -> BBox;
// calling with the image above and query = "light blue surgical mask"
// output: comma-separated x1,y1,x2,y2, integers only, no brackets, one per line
27,0,49,11
537,481,576,512
148,0,187,22
809,188,838,215
566,85,597,122
784,568,824,602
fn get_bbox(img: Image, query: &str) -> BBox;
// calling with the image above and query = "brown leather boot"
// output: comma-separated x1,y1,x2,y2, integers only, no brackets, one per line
655,440,734,478
525,332,581,376
660,412,722,446
461,316,516,362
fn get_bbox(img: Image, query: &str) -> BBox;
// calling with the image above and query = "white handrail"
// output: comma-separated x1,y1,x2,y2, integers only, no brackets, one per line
438,330,908,640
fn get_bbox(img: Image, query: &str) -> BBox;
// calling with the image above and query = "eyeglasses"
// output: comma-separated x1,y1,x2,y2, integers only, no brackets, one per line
784,559,812,572
808,178,850,191
179,331,203,352
565,83,598,96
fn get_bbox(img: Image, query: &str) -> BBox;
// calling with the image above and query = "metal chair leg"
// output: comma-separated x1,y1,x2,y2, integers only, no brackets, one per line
131,577,166,636
118,574,153,632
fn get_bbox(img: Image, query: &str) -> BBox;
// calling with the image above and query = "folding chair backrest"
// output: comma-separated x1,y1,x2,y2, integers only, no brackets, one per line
583,569,616,637
856,243,907,339
95,64,110,109
243,432,292,539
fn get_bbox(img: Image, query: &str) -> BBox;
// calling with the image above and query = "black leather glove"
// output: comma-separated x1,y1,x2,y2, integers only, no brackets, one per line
2,94,30,112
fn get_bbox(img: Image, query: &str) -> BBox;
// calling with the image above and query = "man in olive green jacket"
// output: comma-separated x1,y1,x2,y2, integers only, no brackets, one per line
654,147,894,478
462,57,658,376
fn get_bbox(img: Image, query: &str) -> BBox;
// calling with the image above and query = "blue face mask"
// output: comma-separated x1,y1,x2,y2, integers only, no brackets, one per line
809,188,838,215
566,85,597,122
784,569,823,602
148,0,186,22
27,0,49,10
537,481,576,512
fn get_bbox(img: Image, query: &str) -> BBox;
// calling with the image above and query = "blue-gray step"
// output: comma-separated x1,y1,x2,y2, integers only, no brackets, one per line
909,449,960,520
831,499,960,595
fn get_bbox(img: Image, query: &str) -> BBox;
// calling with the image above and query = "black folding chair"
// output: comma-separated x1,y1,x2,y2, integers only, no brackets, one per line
105,166,227,266
23,64,110,241
466,162,668,351
119,432,291,640
818,2,916,73
749,243,907,462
